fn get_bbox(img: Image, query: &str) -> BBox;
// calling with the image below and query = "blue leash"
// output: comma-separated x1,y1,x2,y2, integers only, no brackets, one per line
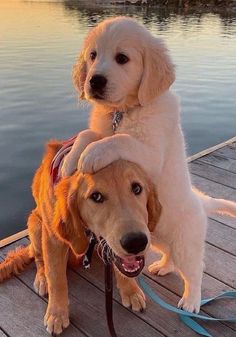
139,276,236,337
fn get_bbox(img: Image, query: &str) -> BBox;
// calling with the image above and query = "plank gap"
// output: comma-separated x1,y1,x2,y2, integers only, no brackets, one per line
191,172,236,191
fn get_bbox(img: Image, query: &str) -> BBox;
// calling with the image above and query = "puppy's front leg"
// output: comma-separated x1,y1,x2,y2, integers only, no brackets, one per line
78,134,160,178
114,266,146,312
43,228,70,335
61,129,101,177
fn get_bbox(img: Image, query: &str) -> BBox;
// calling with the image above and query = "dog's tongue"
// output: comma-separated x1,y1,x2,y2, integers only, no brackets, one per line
122,256,140,270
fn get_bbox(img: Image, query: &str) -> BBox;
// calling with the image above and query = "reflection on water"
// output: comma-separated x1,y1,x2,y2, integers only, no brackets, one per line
0,0,236,238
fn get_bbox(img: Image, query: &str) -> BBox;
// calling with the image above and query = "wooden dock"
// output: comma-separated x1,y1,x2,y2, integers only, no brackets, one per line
0,137,236,337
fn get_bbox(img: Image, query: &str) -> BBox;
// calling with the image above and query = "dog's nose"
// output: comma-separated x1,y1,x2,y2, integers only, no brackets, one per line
120,232,148,255
90,74,107,91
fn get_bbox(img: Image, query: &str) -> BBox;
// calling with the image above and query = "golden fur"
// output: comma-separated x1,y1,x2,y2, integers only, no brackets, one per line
0,140,160,335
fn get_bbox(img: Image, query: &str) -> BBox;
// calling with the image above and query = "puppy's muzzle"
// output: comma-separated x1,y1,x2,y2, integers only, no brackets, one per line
120,232,148,255
90,74,107,97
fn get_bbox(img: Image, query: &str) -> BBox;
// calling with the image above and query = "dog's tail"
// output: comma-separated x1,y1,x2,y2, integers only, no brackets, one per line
193,187,236,217
0,245,33,282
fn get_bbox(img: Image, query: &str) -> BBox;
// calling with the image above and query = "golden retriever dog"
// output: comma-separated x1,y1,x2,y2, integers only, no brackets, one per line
61,16,236,314
0,141,160,335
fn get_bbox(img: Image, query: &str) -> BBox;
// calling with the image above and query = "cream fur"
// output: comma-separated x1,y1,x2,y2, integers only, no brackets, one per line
61,16,236,313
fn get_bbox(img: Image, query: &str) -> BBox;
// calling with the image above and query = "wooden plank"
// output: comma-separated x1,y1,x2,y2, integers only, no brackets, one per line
188,137,236,163
0,264,83,337
0,242,223,337
190,160,236,189
2,240,236,335
191,174,236,229
0,243,165,337
0,229,28,248
207,218,236,256
145,252,236,331
198,154,236,174
76,257,236,336
11,258,234,337
146,243,236,292
67,270,165,337
214,143,236,160
204,244,236,288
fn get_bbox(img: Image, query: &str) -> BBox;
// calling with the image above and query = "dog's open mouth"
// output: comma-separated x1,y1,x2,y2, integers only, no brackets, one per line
93,235,145,278
114,254,145,278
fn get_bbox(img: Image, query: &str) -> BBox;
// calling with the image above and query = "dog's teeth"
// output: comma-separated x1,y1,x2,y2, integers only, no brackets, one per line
121,260,141,274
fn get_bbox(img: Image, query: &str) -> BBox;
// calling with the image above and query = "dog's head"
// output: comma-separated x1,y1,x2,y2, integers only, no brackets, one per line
73,16,175,109
53,159,161,277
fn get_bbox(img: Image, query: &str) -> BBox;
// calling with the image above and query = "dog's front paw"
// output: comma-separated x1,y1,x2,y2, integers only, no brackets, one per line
148,259,175,276
78,141,116,173
120,285,146,312
44,306,69,335
178,293,201,313
34,272,48,297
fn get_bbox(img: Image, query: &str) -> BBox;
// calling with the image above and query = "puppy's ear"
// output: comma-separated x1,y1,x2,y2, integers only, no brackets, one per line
147,183,161,232
53,175,88,256
138,37,175,106
72,52,87,100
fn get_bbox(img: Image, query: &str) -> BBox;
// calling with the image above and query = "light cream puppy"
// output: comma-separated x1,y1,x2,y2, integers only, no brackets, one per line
62,16,236,313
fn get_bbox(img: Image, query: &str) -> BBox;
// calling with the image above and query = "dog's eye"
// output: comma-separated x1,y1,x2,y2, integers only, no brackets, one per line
90,192,104,203
90,51,97,61
131,182,142,195
115,53,129,65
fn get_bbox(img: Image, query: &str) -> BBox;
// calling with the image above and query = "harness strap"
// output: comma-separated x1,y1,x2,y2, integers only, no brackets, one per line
50,135,77,185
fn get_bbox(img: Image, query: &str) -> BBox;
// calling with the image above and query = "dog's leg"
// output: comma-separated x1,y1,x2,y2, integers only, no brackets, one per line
43,227,70,335
148,241,175,276
114,266,146,312
28,209,48,297
61,129,101,177
174,219,205,313
78,133,163,177
177,259,203,313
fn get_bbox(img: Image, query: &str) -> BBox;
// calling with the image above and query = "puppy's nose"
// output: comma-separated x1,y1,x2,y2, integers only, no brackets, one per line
90,74,107,91
120,232,148,255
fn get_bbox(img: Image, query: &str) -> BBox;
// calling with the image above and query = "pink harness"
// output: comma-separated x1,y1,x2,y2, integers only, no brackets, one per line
50,135,77,185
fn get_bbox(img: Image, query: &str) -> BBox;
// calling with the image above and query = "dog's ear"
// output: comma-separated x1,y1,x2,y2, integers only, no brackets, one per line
147,183,161,232
53,175,88,256
72,52,87,100
138,37,175,106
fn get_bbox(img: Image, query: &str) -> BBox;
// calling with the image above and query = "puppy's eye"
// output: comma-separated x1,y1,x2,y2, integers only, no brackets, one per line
115,53,129,65
131,182,142,195
90,51,97,61
90,192,104,203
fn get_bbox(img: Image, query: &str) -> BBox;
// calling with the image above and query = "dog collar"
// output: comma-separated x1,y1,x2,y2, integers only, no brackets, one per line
112,111,123,132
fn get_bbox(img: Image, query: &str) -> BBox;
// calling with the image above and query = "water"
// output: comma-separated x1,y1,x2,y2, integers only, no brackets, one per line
0,1,236,239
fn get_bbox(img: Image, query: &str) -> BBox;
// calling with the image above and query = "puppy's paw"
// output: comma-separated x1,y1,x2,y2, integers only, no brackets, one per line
120,286,146,312
44,307,69,335
178,294,201,313
148,259,174,276
78,141,116,173
34,273,48,297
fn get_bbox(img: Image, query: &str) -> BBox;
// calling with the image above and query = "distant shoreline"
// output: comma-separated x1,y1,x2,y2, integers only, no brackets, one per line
75,0,236,9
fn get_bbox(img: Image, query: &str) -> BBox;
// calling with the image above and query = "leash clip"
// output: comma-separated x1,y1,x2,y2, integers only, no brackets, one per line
82,231,98,269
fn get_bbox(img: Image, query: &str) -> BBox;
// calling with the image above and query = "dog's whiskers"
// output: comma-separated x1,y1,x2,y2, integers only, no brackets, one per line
96,238,113,264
